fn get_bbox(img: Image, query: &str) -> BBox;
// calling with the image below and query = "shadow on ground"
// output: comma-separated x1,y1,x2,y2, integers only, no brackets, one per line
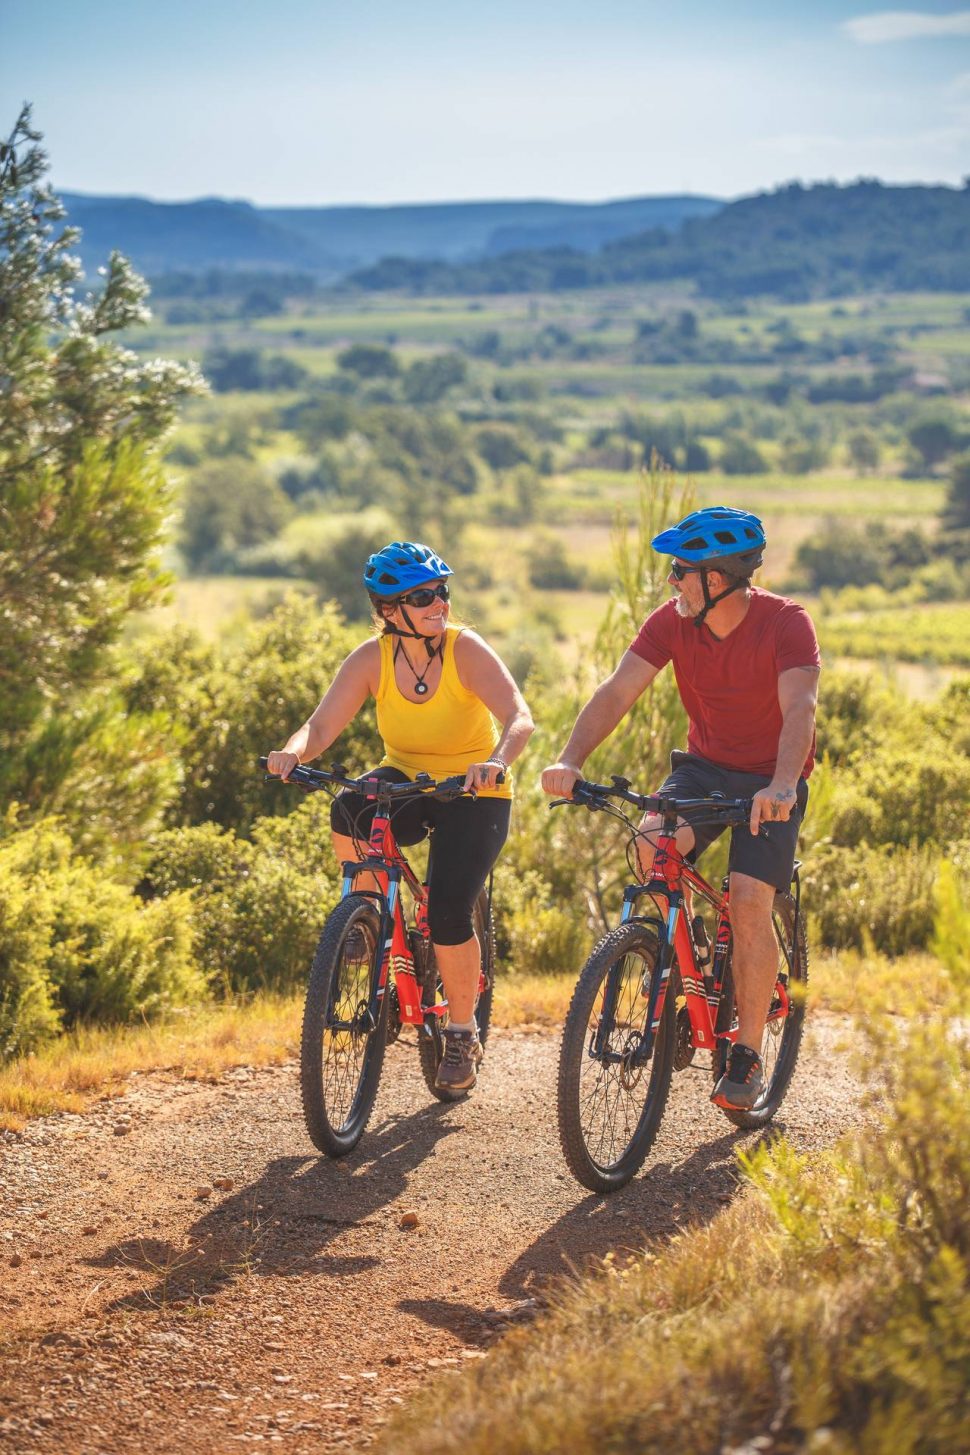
91,1101,458,1310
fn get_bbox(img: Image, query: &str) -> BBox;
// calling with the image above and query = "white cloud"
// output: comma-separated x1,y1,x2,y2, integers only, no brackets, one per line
843,10,970,43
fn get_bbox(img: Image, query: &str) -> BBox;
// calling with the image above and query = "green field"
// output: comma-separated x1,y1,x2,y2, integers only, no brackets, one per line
127,279,970,692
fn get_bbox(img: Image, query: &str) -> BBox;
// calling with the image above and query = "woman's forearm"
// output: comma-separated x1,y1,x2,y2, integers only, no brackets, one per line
492,706,534,766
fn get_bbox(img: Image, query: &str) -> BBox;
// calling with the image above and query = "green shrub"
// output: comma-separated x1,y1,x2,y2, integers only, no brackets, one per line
123,596,381,833
815,669,914,766
0,818,201,1057
0,819,62,1057
491,863,589,976
828,743,970,849
180,459,294,571
144,796,340,993
803,841,940,953
525,532,586,590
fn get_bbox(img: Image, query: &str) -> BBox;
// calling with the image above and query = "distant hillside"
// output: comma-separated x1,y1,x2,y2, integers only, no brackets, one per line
60,193,721,281
346,181,970,300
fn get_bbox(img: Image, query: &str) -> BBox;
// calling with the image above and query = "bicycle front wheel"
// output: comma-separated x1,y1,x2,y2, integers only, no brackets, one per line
719,890,809,1130
300,894,388,1156
557,920,676,1193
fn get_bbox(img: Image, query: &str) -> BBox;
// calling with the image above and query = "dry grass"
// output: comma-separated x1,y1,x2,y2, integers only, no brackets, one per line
0,954,947,1131
0,997,302,1131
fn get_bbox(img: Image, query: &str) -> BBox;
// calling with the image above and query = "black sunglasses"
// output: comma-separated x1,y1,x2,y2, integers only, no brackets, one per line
396,582,450,608
670,561,706,580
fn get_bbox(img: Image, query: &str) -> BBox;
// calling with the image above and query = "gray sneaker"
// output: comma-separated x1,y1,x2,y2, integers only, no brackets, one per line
434,1029,483,1094
711,1043,764,1112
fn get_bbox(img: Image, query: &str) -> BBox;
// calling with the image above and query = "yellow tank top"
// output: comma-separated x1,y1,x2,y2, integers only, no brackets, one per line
375,626,512,800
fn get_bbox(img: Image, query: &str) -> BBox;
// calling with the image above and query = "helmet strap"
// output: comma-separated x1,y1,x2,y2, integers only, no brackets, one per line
383,602,441,657
693,570,745,631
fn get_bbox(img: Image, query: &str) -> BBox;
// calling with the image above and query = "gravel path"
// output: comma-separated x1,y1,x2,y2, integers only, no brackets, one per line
0,1019,861,1453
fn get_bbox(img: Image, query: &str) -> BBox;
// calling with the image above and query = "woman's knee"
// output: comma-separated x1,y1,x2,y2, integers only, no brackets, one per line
428,900,475,946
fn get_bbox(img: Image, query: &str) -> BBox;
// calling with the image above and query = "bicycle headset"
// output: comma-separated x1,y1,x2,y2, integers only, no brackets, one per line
651,507,766,629
363,540,454,651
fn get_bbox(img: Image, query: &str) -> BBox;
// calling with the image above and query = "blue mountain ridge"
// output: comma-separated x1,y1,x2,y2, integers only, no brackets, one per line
58,192,723,280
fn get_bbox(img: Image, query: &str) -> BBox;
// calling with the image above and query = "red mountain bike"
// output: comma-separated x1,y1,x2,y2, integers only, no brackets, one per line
260,759,495,1156
554,776,808,1193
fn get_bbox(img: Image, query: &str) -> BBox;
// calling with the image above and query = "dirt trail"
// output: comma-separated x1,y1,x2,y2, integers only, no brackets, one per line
0,1020,861,1454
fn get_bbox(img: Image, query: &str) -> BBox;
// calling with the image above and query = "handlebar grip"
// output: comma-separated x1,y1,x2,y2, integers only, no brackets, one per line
259,755,269,769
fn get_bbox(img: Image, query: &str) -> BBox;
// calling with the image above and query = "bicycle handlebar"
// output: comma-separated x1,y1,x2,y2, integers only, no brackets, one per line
561,775,756,829
258,758,498,801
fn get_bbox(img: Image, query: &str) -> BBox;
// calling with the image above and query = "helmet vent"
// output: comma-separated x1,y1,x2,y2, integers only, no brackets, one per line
714,529,738,544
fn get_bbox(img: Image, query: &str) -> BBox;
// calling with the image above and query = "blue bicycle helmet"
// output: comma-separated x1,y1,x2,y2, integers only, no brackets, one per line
363,540,453,598
652,507,766,629
652,506,766,577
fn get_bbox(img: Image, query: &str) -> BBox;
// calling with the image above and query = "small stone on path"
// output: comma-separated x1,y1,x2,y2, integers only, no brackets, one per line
398,1210,420,1230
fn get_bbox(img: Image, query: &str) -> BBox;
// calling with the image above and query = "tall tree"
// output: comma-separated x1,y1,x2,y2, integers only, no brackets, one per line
0,106,203,754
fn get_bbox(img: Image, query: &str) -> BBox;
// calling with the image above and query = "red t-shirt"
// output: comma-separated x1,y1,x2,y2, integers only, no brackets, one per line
629,588,821,778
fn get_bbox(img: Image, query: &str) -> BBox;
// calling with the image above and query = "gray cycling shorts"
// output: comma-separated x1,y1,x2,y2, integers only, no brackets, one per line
653,750,808,892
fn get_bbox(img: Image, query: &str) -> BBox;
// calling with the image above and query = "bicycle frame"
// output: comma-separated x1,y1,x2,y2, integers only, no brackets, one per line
613,823,791,1068
338,780,441,1033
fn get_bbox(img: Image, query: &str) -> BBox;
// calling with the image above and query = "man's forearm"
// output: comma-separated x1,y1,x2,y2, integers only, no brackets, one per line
560,686,629,769
771,705,815,790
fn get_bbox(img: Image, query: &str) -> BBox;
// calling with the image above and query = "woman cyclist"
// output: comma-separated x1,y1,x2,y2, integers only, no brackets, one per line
267,541,533,1093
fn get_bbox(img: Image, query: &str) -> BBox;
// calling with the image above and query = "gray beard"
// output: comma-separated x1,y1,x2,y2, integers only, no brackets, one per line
674,594,695,619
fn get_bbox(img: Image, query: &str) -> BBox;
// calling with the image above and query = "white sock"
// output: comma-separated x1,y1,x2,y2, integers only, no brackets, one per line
448,1018,477,1034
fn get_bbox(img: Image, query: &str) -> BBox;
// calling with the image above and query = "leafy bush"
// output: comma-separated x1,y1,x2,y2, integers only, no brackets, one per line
0,818,201,1057
237,507,395,619
794,518,935,593
803,841,941,953
143,795,339,992
719,432,768,473
122,597,381,833
491,864,589,976
202,347,308,392
525,532,586,590
828,743,970,850
180,459,294,570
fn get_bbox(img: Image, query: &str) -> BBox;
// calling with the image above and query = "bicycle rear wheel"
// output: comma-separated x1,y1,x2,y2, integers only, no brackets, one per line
418,887,495,1102
300,894,388,1156
718,890,808,1130
557,919,676,1193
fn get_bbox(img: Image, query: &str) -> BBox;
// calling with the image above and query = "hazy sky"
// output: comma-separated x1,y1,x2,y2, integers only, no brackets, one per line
3,1,969,205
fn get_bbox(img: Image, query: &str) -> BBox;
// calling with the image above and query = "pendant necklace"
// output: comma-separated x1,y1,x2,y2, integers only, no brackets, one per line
395,637,442,697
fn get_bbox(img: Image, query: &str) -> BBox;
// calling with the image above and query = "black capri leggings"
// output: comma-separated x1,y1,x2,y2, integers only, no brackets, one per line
330,767,512,946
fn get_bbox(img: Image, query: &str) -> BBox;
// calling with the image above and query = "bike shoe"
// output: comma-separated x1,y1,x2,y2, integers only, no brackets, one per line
435,1029,483,1094
711,1043,764,1111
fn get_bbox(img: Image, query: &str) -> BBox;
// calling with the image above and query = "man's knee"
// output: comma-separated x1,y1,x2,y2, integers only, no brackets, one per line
636,814,694,867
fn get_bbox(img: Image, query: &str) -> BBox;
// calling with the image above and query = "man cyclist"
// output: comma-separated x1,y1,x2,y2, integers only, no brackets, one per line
541,506,820,1112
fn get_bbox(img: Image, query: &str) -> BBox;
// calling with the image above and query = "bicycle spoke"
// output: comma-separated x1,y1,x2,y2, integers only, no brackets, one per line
319,928,375,1133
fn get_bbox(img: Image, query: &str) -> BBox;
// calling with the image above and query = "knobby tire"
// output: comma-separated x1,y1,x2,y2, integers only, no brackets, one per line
300,894,388,1156
558,919,676,1193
